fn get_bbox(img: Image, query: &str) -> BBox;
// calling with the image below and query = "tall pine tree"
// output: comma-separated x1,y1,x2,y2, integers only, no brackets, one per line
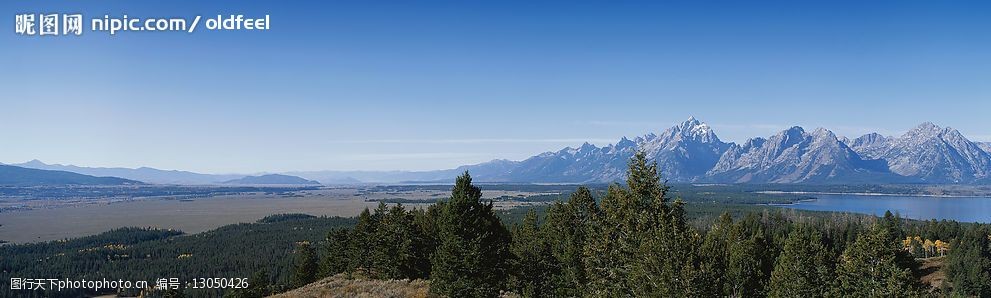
411,205,442,279
348,208,377,274
544,186,599,296
584,151,690,297
290,242,318,288
946,225,991,296
320,228,350,277
224,269,271,298
373,203,417,279
768,224,834,297
834,224,919,296
509,209,559,298
429,171,512,297
582,184,634,296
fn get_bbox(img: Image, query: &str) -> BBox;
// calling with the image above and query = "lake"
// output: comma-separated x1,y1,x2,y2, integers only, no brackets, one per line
779,194,991,223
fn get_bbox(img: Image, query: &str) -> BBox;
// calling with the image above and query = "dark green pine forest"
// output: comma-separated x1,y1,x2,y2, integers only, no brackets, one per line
0,215,354,298
311,152,991,298
3,152,991,297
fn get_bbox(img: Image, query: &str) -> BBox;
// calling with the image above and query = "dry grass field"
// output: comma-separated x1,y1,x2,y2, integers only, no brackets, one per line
270,274,529,298
919,256,948,291
0,187,555,243
271,275,433,298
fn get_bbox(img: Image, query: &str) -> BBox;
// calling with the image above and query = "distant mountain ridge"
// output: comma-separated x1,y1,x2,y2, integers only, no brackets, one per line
349,118,989,184
846,123,991,183
707,127,896,183
11,160,243,185
222,174,321,185
285,159,521,184
11,118,991,185
0,165,142,186
281,118,991,184
457,117,731,183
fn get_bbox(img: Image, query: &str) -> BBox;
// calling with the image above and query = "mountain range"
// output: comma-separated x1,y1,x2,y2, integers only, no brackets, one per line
9,160,244,185
222,174,321,185
705,126,896,183
8,117,991,185
283,118,991,184
847,123,991,183
0,165,142,186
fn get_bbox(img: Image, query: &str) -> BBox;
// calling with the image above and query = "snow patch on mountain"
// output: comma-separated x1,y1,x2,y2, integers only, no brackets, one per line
978,142,991,155
706,127,894,183
873,123,991,183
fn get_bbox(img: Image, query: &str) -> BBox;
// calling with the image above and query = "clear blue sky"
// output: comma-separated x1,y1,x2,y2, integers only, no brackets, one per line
2,0,989,173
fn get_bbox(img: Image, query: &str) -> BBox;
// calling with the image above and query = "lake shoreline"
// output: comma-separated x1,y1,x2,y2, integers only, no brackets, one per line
772,193,991,223
756,190,991,199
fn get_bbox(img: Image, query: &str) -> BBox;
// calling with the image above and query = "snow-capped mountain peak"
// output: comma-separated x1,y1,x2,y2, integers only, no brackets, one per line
706,125,894,183
848,132,890,159
811,127,834,138
852,122,991,183
671,116,720,143
904,122,942,139
405,119,991,184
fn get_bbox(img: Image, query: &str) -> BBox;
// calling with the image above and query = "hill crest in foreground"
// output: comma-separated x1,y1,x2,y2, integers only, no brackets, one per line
271,275,433,298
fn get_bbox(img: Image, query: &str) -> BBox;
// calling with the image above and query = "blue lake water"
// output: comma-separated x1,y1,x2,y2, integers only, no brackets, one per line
779,194,991,223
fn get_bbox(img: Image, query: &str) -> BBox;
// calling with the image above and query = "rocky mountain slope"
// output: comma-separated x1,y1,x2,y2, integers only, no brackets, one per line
979,142,991,155
451,118,990,184
468,117,730,183
706,127,894,183
846,123,991,183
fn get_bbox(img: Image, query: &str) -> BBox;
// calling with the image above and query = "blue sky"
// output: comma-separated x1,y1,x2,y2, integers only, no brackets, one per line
2,1,990,173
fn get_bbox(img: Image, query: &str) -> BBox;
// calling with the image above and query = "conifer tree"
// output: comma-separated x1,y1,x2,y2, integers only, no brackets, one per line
320,228,350,277
680,227,726,297
726,234,770,297
768,225,834,297
509,209,559,297
411,205,442,279
368,202,392,278
544,186,599,296
881,210,904,242
290,242,318,288
668,198,688,235
348,208,377,273
695,212,774,297
583,184,635,297
372,203,416,279
834,225,919,296
633,155,690,297
946,226,991,296
585,151,685,296
246,269,272,298
224,269,272,298
429,171,512,297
